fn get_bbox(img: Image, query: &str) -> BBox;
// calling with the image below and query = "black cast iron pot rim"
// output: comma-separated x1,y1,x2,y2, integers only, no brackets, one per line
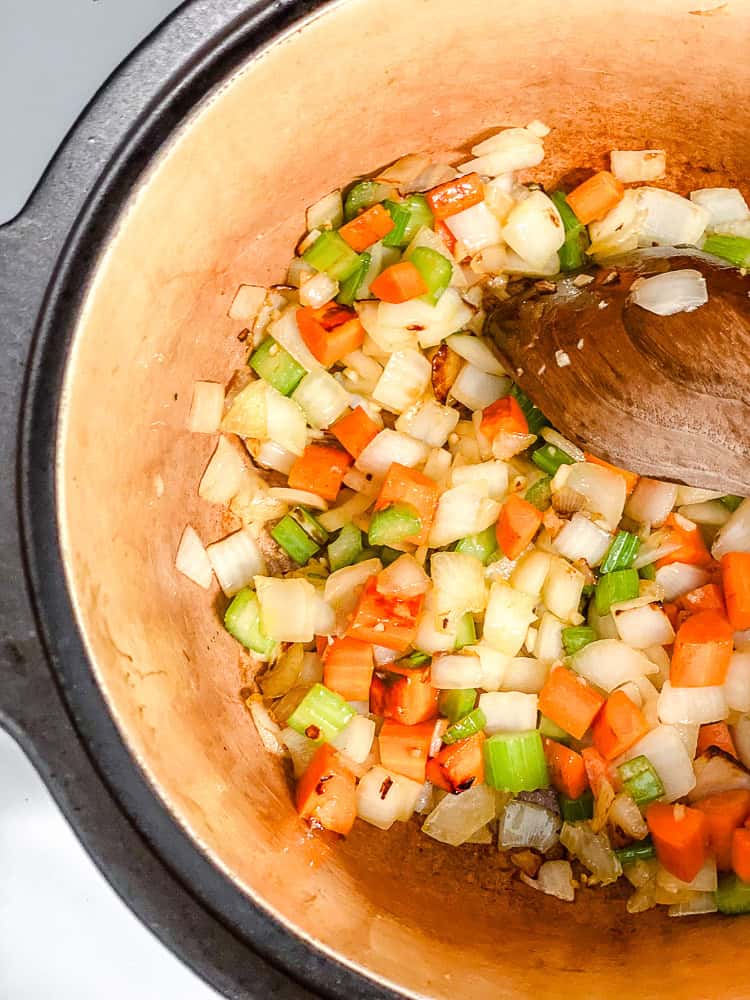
16,1,399,997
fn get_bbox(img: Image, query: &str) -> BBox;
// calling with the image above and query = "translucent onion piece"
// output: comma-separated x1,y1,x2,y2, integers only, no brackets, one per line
510,550,553,599
726,653,750,713
620,725,696,802
299,271,339,309
657,857,717,894
499,800,560,852
613,604,675,649
247,696,285,755
332,715,376,764
422,783,496,846
356,429,429,477
281,727,317,779
573,639,656,692
563,462,626,531
446,333,506,376
501,656,549,694
654,562,711,601
267,487,328,510
306,188,343,231
631,269,708,316
255,576,317,642
635,187,709,246
502,191,565,267
431,551,488,616
175,525,213,589
372,348,431,414
553,513,611,567
479,691,538,733
291,368,350,430
451,460,509,501
520,860,576,902
187,381,225,433
206,529,266,597
377,554,430,599
542,557,585,624
483,581,537,656
608,793,648,840
431,653,484,690
610,149,666,183
689,187,750,230
712,499,750,560
396,399,459,448
625,478,678,527
357,766,424,831
559,822,622,885
668,891,718,917
444,200,504,253
228,284,266,322
657,681,728,726
429,484,501,548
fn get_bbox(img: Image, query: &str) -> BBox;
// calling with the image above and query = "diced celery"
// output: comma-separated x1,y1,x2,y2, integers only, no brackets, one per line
303,230,361,281
639,563,656,581
271,515,320,565
355,547,379,563
438,688,477,723
249,337,306,396
702,233,750,269
343,179,392,221
336,251,371,306
525,475,552,511
559,790,594,822
716,873,750,914
532,443,575,476
483,731,549,793
400,650,431,669
409,246,452,304
600,530,641,574
287,683,354,743
721,494,744,513
615,839,656,865
327,522,363,572
617,755,664,808
561,625,597,656
509,383,546,435
224,588,278,659
454,612,477,650
368,503,421,547
550,190,589,271
443,708,487,745
539,715,571,743
382,195,433,248
455,525,498,564
595,568,639,615
290,506,329,546
379,546,402,567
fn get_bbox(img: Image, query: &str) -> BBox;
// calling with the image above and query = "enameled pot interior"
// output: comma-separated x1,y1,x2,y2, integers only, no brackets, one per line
58,0,750,996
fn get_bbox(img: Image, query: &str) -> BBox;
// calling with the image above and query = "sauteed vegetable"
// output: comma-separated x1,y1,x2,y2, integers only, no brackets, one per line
177,122,750,916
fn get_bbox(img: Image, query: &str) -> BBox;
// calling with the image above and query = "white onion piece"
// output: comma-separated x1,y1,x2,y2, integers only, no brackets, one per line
306,188,343,231
677,500,730,527
444,200,504,253
502,191,565,267
610,149,666,183
503,655,550,693
451,460,509,501
668,891,718,917
689,187,750,230
635,187,709,246
291,369,350,429
414,781,434,816
499,800,560,851
332,715,376,764
672,722,700,761
510,550,552,599
657,681,728,725
625,478,678,527
479,691,538,733
497,247,561,277
446,333,506,376
676,486,726,505
341,348,384,385
655,562,711,601
431,653,484,689
247,696,285,755
312,593,336,636
712,498,750,560
553,513,611,567
255,576,317,642
300,652,324,684
563,462,626,531
356,429,429,477
658,857,718,894
255,440,296,475
323,559,381,618
377,554,430,599
608,793,649,840
560,822,622,885
631,269,708,316
450,362,509,411
299,271,339,308
421,783,496,846
223,379,308,455
483,581,537,656
572,639,656,692
470,643,510,692
414,590,460,653
521,860,575,902
267,487,328,510
614,604,675,649
542,557,585,624
318,491,374,533
376,287,474,350
281,727,317,778
588,190,645,258
372,348,431,414
228,284,266,322
620,725,696,802
631,529,680,569
199,435,247,504
533,613,564,663
428,484,500,548
540,427,585,462
422,447,452,485
357,766,423,830
725,653,750,713
286,257,316,288
466,824,493,844
206,529,266,597
462,127,545,176
396,399,459,448
175,525,213,589
431,552,487,615
268,305,321,371
187,381,224,433
733,716,750,770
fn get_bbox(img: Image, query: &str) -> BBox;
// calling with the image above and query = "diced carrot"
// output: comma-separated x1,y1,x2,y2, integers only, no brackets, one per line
647,802,710,883
374,463,440,546
696,722,738,760
425,172,484,220
676,583,726,616
663,602,681,631
331,406,381,459
581,746,620,797
322,637,374,702
288,444,352,502
370,664,438,725
565,170,625,225
426,732,486,793
670,609,734,687
694,790,750,871
480,396,528,441
316,635,331,658
655,513,712,569
538,667,605,741
434,218,457,253
496,494,543,560
721,552,750,631
543,738,588,799
296,743,357,836
347,576,424,651
591,691,650,760
378,719,436,783
583,453,639,496
733,828,750,882
296,303,365,367
370,261,428,303
338,204,395,252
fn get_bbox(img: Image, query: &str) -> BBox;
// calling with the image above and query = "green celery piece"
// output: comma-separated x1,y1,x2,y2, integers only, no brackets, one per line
271,515,320,565
290,506,329,546
438,688,477,723
355,547,379,563
382,195,433,247
615,839,656,865
327,522,363,572
532,443,576,476
595,568,640,615
454,612,477,650
509,383,547,435
600,530,641,574
702,233,750,269
559,790,594,822
379,546,402,566
550,190,590,271
287,683,354,743
249,337,306,396
400,650,431,669
443,707,487,746
639,563,656,581
343,179,392,221
561,625,597,656
303,230,361,281
539,715,571,743
336,251,371,306
716,873,750,914
483,731,549,793
525,475,552,511
455,525,497,564
224,588,278,659
409,246,452,304
368,503,421,547
617,755,664,808
721,494,744,513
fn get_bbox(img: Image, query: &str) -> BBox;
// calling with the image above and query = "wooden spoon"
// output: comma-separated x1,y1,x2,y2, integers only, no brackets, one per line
485,248,750,494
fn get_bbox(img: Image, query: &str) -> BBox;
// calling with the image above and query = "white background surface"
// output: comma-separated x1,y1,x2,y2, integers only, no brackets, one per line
1,2,218,996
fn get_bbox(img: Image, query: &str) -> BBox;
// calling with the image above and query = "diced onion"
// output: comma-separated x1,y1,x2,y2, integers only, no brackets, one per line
677,500,730,527
431,551,488,616
396,399,460,448
377,554,430,599
421,783,496,846
610,149,666,183
372,348,431,413
635,187,709,246
553,513,612,567
502,191,565,267
450,362,509,411
175,525,213,589
222,379,307,455
483,581,537,656
375,287,474,351
267,487,328,510
461,127,545,177
187,381,224,433
206,529,266,596
255,576,317,642
608,793,649,840
356,429,429,477
421,447,452,485
675,486,726,505
499,656,547,693
323,558,381,623
287,257,316,288
332,715,376,764
254,440,296,475
658,857,718,894
614,604,675,649
357,766,424,830
446,333,506,376
572,639,656,692
479,691,538,732
533,613,564,664
657,681,728,725
655,562,711,601
318,490,375,533
559,822,621,885
281,727,317,778
299,271,339,308
540,427,585,462
510,550,552,599
625,478,678,527
668,891,718,917
563,462,626,531
414,590,460,653
712,499,750,560
672,722,700,761
689,187,750,230
631,269,708,316
620,725,696,802
306,189,344,231
588,190,645,258
199,435,249,505
521,860,575,902
429,483,501,548
268,306,321,371
228,284,266,322
444,200,504,253
431,653,484,689
499,799,560,851
733,716,750,770
451,460,509,501
725,653,750,713
291,369,350,429
541,557,585,624
247,696,285,755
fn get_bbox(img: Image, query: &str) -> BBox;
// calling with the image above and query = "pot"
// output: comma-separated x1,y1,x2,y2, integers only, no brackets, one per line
3,0,750,997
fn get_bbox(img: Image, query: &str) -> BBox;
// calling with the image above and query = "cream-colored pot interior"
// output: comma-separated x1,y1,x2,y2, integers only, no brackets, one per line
59,0,750,996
